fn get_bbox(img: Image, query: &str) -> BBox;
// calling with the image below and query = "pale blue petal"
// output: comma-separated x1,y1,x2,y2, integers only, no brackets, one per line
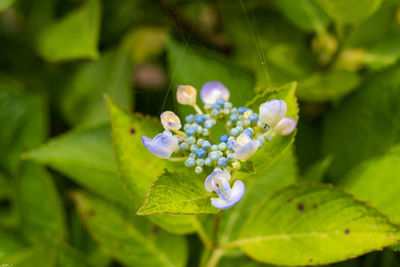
204,171,231,192
211,180,245,209
200,81,230,104
212,177,231,201
234,139,259,161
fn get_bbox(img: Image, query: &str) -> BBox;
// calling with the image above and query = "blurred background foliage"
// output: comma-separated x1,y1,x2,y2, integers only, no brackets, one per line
1,0,400,266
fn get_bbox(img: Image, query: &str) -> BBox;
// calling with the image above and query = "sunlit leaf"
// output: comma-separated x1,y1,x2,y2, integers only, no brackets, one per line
237,184,400,266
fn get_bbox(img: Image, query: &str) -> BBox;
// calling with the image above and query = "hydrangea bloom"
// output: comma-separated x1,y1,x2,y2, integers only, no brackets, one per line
141,81,297,209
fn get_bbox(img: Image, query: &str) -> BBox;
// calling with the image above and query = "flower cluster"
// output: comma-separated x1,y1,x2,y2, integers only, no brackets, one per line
141,81,296,209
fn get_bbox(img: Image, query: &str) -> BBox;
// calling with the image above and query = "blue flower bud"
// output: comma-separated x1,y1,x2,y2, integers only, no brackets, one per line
187,136,196,144
196,159,204,166
229,114,239,122
227,141,233,151
185,126,196,136
226,121,232,127
186,114,195,123
224,102,233,108
219,134,229,143
180,142,189,150
197,138,204,146
204,120,214,129
196,125,203,133
190,144,198,152
243,128,253,137
230,128,240,136
227,153,234,160
195,166,203,174
216,98,225,105
195,114,206,124
211,104,221,111
249,113,259,122
238,106,247,115
185,157,196,167
211,145,219,151
195,148,206,158
202,141,211,150
209,151,219,160
211,109,219,116
242,119,250,126
257,135,265,144
205,158,212,166
202,129,209,136
236,120,243,127
218,157,228,167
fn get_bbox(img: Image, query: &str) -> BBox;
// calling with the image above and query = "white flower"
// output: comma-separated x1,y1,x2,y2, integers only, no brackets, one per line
259,99,287,127
230,133,259,161
160,111,181,131
177,85,197,105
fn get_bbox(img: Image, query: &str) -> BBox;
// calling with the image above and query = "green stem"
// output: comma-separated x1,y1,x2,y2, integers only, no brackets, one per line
205,248,224,267
193,104,204,114
168,157,186,162
190,217,213,249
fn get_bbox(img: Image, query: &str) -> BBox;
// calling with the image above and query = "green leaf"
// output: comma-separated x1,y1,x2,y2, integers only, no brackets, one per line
340,145,400,224
274,0,330,32
0,0,15,12
137,170,217,215
236,184,400,266
322,64,400,178
17,162,66,243
61,50,133,126
105,96,196,234
23,125,131,206
37,0,100,62
167,39,255,115
315,0,383,25
218,149,297,247
296,70,361,102
0,82,47,175
72,191,188,267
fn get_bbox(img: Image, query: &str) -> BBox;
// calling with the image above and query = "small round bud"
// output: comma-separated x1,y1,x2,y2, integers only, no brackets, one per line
211,145,219,151
219,134,229,143
218,157,228,167
180,142,189,150
214,167,222,172
224,102,233,109
196,159,204,166
202,141,211,150
211,109,219,116
202,129,209,136
243,128,253,137
197,138,204,146
177,85,197,105
195,148,206,158
195,114,206,124
249,113,259,122
209,151,219,160
195,166,203,174
204,158,212,166
185,157,195,167
218,142,227,151
232,160,241,169
229,114,239,122
185,114,195,123
190,145,198,153
238,107,247,115
187,136,196,144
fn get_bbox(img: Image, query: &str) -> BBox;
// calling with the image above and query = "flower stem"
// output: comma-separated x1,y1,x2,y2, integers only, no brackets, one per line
168,157,186,162
173,130,187,137
193,104,204,114
205,248,224,267
190,216,213,249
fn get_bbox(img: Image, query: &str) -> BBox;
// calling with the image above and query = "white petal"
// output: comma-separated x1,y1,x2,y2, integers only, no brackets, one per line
204,171,231,192
274,117,297,135
259,99,287,127
233,139,259,161
200,81,230,104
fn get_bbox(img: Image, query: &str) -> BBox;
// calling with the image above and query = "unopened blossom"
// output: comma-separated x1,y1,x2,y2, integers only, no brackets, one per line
160,111,182,131
177,85,197,105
